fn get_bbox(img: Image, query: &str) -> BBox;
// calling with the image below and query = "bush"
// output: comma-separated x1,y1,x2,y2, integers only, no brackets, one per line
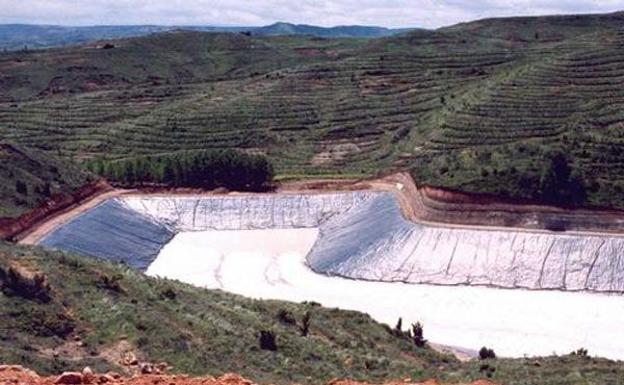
0,266,51,303
412,322,426,348
479,363,496,378
259,330,277,351
96,274,125,294
15,180,27,195
300,311,311,337
572,348,589,357
277,309,296,325
479,347,496,360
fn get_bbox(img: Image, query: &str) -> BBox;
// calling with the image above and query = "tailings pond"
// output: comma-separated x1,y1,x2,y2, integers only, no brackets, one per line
38,191,624,359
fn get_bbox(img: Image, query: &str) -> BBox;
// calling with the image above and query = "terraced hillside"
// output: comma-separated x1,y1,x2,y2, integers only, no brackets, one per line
2,12,624,206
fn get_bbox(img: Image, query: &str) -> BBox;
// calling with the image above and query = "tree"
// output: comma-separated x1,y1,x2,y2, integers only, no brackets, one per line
394,317,403,335
479,347,496,360
90,149,274,191
539,152,586,206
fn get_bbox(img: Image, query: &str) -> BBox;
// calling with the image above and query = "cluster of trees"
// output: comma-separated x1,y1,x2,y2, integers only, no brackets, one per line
536,152,587,206
417,146,590,207
87,149,274,191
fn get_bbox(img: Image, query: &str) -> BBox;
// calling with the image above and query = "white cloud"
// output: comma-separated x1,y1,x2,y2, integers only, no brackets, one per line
0,0,622,28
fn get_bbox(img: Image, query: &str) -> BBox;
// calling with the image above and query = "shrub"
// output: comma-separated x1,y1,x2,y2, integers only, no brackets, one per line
479,363,496,378
277,309,296,325
479,347,496,360
160,287,177,300
259,330,277,351
15,180,27,195
572,348,589,357
300,311,311,337
96,274,125,294
412,322,426,348
29,309,75,338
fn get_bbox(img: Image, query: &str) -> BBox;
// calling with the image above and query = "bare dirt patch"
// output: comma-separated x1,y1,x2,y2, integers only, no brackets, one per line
0,365,497,385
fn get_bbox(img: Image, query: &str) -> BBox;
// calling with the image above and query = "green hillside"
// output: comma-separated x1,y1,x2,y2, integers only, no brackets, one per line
1,12,624,206
2,243,624,385
0,142,94,218
0,242,450,383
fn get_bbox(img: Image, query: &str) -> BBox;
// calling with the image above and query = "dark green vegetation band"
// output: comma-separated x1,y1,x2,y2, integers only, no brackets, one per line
87,149,274,191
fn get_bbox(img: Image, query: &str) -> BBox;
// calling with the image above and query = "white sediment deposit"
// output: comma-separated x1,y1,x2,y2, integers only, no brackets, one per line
38,190,624,359
148,229,624,359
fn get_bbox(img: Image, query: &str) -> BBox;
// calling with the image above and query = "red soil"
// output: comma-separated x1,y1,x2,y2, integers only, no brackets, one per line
0,179,113,241
0,365,497,385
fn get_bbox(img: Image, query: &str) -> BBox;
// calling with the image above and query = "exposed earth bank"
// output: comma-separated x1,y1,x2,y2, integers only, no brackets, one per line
13,172,624,246
0,365,495,385
294,173,624,234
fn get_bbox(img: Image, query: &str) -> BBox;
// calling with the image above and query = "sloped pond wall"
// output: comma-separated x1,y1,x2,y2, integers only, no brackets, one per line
39,192,624,292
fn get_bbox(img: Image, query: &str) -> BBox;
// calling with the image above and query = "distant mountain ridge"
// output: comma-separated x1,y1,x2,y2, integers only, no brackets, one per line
251,22,412,38
0,22,413,50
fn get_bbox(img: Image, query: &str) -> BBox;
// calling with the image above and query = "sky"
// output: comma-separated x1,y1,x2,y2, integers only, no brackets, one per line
0,0,623,29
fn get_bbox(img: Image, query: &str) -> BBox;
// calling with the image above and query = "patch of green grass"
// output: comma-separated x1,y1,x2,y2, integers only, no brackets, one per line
0,242,452,383
2,242,624,384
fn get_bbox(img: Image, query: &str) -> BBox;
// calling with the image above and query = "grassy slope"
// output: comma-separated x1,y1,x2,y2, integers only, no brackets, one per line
2,242,624,385
2,12,624,206
0,142,95,218
0,242,451,383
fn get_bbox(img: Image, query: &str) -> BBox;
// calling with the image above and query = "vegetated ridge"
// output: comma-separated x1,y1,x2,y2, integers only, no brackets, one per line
2,12,624,208
0,23,412,51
